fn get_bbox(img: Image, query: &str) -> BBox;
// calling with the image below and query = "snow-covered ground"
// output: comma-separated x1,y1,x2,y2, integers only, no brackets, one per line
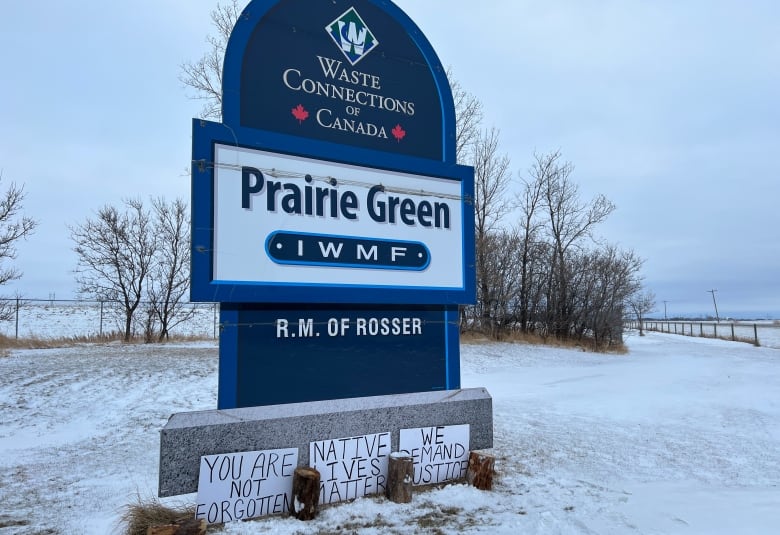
1,332,779,534
642,320,780,349
0,301,218,340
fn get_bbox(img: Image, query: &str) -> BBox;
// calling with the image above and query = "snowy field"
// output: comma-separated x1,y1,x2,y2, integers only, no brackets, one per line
1,332,779,534
641,320,780,349
0,301,218,340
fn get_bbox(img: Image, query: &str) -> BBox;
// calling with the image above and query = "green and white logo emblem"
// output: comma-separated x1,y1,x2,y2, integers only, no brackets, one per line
326,7,379,66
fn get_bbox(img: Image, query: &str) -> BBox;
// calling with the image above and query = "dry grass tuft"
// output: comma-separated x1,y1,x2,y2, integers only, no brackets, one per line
0,333,123,351
732,335,759,347
460,331,627,354
120,496,197,535
0,333,213,352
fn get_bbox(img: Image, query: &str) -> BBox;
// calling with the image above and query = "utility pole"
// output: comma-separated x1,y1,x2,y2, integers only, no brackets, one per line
708,289,720,323
663,300,668,320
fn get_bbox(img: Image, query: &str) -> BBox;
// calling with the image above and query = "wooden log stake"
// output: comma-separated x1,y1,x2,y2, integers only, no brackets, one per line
291,467,321,521
386,453,414,503
466,450,495,491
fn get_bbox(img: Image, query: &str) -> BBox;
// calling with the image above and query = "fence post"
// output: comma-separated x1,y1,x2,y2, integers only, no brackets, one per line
754,324,759,346
99,301,104,337
731,324,735,341
213,303,218,339
714,323,718,338
14,297,19,339
700,323,703,336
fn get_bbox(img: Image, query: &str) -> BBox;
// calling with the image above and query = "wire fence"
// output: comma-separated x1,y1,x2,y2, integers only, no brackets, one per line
6,299,779,349
626,320,780,349
0,298,219,340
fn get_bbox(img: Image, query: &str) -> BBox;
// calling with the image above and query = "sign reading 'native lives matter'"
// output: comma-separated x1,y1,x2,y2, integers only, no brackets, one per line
310,432,391,504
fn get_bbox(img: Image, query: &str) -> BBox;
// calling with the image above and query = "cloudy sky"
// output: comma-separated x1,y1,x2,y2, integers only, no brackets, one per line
1,1,777,318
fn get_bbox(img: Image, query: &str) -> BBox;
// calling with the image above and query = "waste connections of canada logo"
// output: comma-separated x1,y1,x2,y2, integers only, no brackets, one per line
326,7,379,65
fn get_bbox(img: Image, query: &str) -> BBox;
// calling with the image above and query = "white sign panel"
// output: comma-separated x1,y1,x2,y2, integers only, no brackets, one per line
213,144,464,289
310,432,391,504
399,424,470,485
195,449,298,524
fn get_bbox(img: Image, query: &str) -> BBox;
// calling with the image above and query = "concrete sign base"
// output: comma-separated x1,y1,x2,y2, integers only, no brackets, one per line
159,388,493,497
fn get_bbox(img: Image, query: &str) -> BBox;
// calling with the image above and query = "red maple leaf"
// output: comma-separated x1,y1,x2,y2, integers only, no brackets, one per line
391,124,406,142
291,104,309,124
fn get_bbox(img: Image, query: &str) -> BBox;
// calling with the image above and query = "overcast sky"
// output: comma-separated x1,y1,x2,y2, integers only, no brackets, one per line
1,1,778,318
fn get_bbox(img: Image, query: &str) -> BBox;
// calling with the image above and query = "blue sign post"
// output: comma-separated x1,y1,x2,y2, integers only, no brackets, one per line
190,0,475,408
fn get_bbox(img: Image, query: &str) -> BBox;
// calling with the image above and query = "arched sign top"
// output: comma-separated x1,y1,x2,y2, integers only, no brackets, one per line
222,0,456,164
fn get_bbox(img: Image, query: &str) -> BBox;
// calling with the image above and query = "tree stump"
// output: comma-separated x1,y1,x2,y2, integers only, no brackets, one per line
466,451,495,491
386,453,414,503
291,467,320,520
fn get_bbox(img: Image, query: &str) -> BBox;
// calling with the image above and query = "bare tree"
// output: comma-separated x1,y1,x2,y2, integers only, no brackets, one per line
448,68,484,164
470,128,512,333
145,198,194,341
0,175,37,288
179,0,243,120
629,289,656,336
0,174,37,321
537,151,615,338
515,159,547,333
473,129,512,241
480,229,524,339
576,246,643,346
71,199,156,341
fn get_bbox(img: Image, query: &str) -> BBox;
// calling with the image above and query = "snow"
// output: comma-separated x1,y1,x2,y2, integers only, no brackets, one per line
0,301,218,340
1,332,779,534
643,320,780,349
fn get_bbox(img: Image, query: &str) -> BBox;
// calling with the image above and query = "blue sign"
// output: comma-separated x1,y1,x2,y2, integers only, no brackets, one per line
219,304,460,408
190,0,475,408
227,0,447,160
